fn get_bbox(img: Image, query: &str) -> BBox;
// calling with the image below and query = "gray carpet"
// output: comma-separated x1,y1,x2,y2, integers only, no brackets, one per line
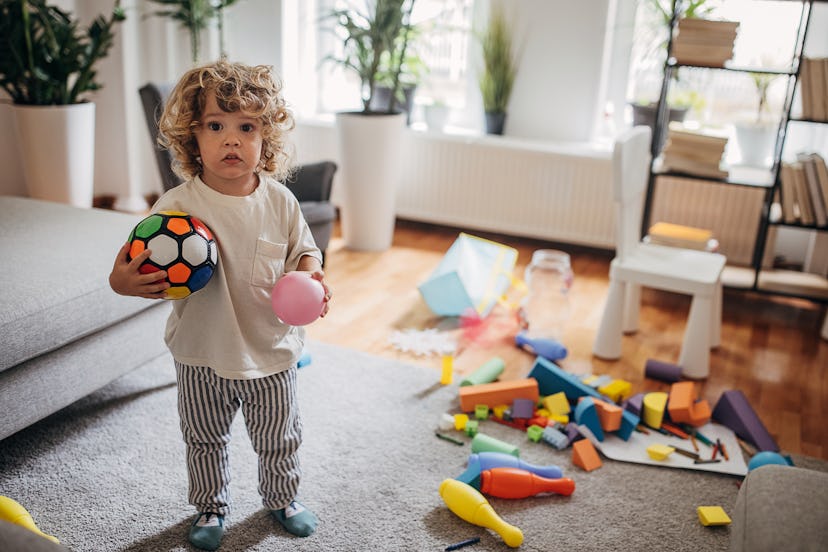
1,342,826,552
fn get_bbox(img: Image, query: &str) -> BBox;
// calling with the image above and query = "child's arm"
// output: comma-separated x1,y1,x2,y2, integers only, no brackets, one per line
296,254,331,317
109,242,171,299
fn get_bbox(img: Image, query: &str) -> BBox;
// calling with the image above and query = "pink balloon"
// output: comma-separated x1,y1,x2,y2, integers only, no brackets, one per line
271,272,325,326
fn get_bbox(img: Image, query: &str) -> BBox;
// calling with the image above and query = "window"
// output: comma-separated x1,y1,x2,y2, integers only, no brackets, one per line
282,0,475,124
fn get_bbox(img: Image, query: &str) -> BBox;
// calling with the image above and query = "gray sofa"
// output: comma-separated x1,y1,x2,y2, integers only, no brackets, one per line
0,196,170,441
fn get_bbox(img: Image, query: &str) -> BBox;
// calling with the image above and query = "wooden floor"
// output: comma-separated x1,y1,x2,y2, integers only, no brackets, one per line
306,220,828,461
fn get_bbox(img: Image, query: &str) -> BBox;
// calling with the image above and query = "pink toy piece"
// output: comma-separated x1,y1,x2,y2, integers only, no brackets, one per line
271,272,325,326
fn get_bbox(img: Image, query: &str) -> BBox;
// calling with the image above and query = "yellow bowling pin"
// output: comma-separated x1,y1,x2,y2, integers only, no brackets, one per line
439,479,523,548
0,495,60,544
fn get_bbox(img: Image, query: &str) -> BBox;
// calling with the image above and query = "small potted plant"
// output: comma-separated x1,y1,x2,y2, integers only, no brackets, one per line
147,0,242,64
0,0,125,207
477,6,518,135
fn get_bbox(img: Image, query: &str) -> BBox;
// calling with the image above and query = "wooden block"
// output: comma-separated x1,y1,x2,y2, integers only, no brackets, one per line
592,398,623,432
459,378,539,412
572,439,602,471
668,381,696,422
642,392,669,429
712,390,779,452
697,506,732,526
574,397,605,441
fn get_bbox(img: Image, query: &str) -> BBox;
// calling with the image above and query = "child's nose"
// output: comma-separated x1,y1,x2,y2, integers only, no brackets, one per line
223,132,241,146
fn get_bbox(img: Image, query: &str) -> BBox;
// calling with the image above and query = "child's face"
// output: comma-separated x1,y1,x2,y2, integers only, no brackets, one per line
194,91,264,195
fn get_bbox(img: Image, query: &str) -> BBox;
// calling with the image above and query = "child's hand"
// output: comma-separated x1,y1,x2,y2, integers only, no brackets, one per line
308,269,331,318
109,242,170,299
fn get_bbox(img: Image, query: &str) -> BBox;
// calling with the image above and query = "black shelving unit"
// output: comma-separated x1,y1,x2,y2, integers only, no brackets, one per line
641,0,828,304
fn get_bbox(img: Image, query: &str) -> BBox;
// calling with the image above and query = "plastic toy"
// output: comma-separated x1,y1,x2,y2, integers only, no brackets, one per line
459,357,505,386
527,357,604,401
127,211,217,300
0,495,60,544
480,467,575,498
471,433,519,457
458,378,539,412
439,479,524,548
271,272,325,326
573,397,604,441
440,355,454,385
457,451,563,487
542,391,570,416
642,391,669,429
647,443,676,461
597,379,632,403
644,358,683,383
515,332,568,361
747,451,793,471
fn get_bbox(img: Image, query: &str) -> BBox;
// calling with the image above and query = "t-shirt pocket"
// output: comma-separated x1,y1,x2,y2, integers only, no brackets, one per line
250,238,287,288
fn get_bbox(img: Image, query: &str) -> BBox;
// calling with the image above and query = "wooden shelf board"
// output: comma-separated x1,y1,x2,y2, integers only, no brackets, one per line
756,269,828,300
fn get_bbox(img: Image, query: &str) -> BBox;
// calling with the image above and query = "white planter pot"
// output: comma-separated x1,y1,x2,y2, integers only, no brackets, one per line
424,104,449,131
733,122,776,168
335,111,406,251
13,103,96,208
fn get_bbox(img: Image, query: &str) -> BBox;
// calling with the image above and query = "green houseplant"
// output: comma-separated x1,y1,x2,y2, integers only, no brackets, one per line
477,6,518,135
147,0,242,64
0,0,125,208
0,0,126,105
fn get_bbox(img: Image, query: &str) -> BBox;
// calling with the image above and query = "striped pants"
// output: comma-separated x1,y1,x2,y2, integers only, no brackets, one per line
175,362,302,515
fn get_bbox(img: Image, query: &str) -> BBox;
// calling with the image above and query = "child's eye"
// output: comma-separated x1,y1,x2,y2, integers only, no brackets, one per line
240,123,254,132
207,122,222,131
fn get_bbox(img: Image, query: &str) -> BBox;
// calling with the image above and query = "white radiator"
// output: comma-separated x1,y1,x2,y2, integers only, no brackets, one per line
292,120,761,259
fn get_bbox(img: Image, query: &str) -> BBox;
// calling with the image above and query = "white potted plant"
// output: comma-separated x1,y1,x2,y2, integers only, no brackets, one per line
325,0,417,251
0,0,125,208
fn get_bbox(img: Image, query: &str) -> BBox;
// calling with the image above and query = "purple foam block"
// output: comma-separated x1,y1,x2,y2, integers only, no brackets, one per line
511,397,535,419
565,422,583,445
623,393,645,417
712,389,779,452
645,359,683,383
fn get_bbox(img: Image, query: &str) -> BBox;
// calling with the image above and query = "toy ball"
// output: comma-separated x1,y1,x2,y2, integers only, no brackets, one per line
127,211,218,300
271,272,325,326
747,451,793,472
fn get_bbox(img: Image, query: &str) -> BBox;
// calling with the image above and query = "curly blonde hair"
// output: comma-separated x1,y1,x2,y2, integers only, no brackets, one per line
158,60,295,181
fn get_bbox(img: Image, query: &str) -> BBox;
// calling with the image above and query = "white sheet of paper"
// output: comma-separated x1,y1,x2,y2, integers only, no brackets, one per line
580,422,748,476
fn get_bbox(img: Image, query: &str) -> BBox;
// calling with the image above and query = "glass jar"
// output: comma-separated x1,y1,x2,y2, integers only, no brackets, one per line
518,249,573,341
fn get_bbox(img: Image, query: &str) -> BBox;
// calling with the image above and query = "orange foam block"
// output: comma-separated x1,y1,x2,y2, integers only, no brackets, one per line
459,378,540,412
592,398,623,432
668,381,711,427
572,439,602,472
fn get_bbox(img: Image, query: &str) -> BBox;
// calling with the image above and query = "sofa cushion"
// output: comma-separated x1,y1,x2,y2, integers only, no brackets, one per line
0,197,159,372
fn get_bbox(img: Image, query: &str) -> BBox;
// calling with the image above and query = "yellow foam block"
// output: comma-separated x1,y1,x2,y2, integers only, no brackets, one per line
646,443,675,461
542,392,571,415
549,413,570,425
454,414,469,431
697,506,732,526
598,379,632,403
642,391,669,429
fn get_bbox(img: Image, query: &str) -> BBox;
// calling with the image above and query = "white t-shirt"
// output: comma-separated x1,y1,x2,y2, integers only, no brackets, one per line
152,174,322,379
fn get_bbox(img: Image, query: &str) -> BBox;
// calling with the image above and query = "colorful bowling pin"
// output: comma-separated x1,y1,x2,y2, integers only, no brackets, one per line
457,451,564,487
0,496,60,544
480,467,576,499
439,479,524,548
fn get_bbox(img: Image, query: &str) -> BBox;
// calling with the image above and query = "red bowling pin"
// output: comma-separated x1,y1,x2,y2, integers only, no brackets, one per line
480,467,576,499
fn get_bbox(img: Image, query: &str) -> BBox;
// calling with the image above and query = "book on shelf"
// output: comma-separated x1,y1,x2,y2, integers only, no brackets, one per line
660,124,728,179
798,153,828,227
661,154,729,179
810,153,828,222
799,57,828,121
673,18,738,67
646,221,718,251
779,162,799,224
792,161,815,225
666,123,730,147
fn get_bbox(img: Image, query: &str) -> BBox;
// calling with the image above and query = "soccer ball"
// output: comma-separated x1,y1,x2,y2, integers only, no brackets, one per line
127,211,218,300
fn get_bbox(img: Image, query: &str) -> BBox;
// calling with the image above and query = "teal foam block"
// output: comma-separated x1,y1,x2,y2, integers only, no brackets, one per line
527,357,604,401
616,409,640,441
574,397,604,441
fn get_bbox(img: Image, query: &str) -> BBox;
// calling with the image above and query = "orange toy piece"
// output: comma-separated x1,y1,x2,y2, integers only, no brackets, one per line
480,467,575,498
591,398,623,432
439,479,524,548
572,439,603,471
458,378,539,412
667,381,712,427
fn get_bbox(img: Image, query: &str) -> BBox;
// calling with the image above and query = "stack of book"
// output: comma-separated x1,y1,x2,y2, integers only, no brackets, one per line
800,57,828,121
779,153,828,227
672,18,739,67
646,221,719,251
661,124,729,180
